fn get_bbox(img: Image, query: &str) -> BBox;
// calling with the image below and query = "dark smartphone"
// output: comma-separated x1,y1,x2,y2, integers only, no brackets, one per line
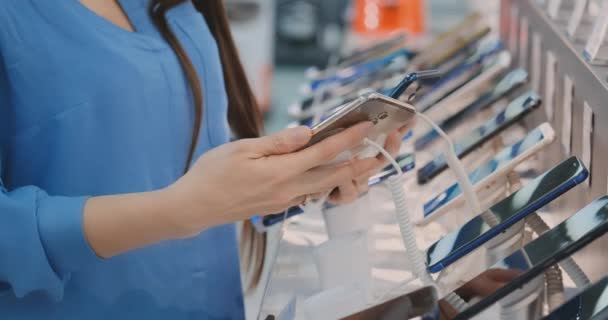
340,286,438,320
258,152,415,228
425,156,589,273
448,196,608,320
542,276,608,320
414,69,529,151
417,90,541,185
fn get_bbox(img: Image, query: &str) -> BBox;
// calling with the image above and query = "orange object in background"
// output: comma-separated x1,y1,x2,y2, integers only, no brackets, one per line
353,0,425,35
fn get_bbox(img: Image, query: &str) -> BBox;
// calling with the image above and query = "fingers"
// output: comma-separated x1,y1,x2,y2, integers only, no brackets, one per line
293,158,373,196
284,122,374,171
328,180,359,204
245,126,312,157
399,119,415,135
381,130,402,159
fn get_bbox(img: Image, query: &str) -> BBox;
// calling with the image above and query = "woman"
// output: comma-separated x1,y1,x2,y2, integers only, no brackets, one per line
0,1,406,319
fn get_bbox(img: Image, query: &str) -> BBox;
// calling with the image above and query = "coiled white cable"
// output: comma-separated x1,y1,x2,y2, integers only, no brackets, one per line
416,112,500,227
544,264,565,311
363,137,469,312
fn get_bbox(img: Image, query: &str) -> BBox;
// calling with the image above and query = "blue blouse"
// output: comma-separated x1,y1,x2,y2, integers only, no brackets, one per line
0,0,245,319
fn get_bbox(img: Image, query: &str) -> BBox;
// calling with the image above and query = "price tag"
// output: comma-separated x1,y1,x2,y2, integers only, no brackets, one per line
544,51,558,121
509,6,520,53
519,17,530,69
582,102,594,186
583,1,608,64
531,32,542,92
561,75,574,155
547,0,563,19
568,0,589,38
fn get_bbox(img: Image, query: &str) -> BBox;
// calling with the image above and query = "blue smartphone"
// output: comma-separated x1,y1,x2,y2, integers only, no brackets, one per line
425,156,589,273
414,41,504,113
256,153,416,228
414,69,529,151
416,90,542,185
542,276,608,320
309,49,414,92
420,123,554,224
449,196,608,320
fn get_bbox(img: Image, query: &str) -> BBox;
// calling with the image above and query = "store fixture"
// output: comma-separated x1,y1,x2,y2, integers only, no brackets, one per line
501,0,608,280
255,3,608,318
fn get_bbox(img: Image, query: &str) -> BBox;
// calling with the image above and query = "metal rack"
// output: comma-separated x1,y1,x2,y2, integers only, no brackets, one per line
501,0,608,279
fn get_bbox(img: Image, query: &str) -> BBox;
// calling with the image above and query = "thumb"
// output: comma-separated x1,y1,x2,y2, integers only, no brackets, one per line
251,126,312,156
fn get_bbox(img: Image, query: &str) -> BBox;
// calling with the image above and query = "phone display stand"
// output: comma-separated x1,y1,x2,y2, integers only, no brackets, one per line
497,274,546,320
322,194,373,238
566,0,592,41
583,7,608,65
545,0,575,23
503,0,608,289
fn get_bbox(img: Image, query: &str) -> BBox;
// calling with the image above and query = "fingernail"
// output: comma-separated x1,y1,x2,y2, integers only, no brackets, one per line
291,126,312,145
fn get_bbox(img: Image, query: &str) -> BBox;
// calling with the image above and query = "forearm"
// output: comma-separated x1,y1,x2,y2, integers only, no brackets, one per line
83,189,188,259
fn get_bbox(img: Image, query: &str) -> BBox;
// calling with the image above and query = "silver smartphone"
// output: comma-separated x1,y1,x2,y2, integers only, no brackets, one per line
307,92,417,151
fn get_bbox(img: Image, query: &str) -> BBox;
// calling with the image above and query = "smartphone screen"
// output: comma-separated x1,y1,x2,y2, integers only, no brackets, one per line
340,286,438,320
414,69,528,151
448,196,608,320
423,126,547,218
425,156,588,273
417,91,541,185
542,276,608,320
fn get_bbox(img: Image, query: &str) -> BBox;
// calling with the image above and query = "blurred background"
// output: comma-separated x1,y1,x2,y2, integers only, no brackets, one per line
225,0,499,134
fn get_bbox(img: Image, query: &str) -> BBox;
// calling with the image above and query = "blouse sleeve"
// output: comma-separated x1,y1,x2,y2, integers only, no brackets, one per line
0,47,100,302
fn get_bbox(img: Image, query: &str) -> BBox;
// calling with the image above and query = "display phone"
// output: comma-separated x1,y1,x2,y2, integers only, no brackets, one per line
409,14,490,70
425,156,589,273
417,123,555,226
306,92,416,153
542,276,608,320
416,90,541,185
340,286,438,320
257,152,416,228
335,33,409,69
293,69,438,123
309,48,412,92
414,41,505,112
447,196,608,320
415,69,528,151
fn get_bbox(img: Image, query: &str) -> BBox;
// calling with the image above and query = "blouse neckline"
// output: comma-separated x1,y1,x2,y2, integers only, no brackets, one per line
57,0,168,51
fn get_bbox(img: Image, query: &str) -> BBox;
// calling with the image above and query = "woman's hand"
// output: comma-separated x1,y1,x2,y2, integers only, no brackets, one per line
328,122,414,204
83,121,411,258
165,122,377,236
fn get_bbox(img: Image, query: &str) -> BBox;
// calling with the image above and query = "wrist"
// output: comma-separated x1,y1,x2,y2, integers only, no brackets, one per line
159,184,209,239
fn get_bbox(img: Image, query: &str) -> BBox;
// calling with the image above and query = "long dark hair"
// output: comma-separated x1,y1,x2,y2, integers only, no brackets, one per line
149,0,266,292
